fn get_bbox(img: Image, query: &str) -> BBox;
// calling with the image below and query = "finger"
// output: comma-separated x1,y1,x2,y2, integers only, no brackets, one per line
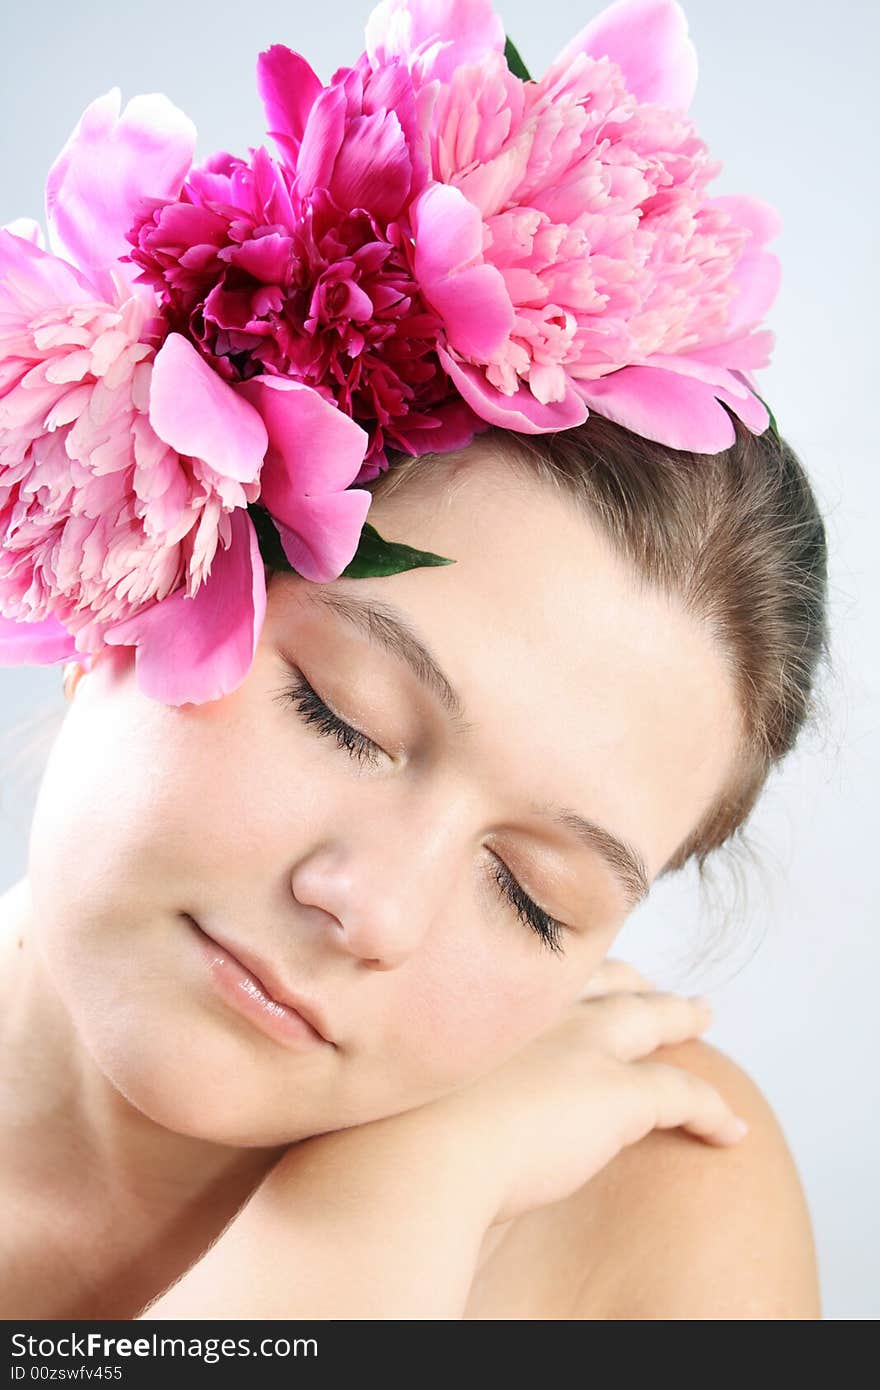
581,989,713,1058
628,1057,749,1146
577,957,657,1000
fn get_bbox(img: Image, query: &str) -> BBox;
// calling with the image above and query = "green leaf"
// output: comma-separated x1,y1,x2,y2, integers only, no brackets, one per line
248,503,295,571
504,35,533,81
340,522,456,578
248,504,456,579
752,391,780,439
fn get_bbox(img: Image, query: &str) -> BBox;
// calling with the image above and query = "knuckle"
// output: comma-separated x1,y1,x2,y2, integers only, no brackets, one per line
601,958,656,990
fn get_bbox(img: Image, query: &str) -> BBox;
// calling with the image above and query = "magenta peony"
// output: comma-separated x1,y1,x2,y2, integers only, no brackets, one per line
124,56,487,481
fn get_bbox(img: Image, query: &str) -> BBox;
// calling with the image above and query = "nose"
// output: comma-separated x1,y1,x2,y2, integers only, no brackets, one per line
289,801,464,968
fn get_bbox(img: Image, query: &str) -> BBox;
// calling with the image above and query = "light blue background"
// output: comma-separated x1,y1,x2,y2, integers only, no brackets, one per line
1,0,876,1319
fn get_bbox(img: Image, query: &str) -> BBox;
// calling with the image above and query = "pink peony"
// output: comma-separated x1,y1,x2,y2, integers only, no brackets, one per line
0,0,786,709
364,0,782,452
0,90,373,704
124,54,487,481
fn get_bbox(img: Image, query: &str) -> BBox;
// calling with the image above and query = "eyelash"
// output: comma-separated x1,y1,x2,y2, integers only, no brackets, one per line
272,669,566,955
274,670,384,769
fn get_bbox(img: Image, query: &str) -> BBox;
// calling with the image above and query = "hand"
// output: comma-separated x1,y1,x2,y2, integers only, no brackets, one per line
418,957,748,1227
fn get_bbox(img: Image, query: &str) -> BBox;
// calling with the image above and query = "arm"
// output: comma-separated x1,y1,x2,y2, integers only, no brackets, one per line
137,1103,496,1320
567,1040,822,1320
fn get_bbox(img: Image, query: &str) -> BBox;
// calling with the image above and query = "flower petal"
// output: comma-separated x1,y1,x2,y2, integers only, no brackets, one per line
437,343,589,431
712,372,770,434
0,611,78,665
0,225,98,320
256,45,324,160
149,333,267,482
705,193,783,337
575,363,740,451
295,85,347,201
331,108,412,221
385,395,486,463
412,183,514,359
103,507,266,705
238,375,370,495
687,329,777,374
1,218,45,248
235,375,372,580
271,489,374,583
635,353,753,395
364,0,506,83
547,0,698,111
45,87,197,294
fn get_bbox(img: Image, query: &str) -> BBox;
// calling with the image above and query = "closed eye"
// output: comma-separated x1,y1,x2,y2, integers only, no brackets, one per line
273,667,384,769
272,664,566,955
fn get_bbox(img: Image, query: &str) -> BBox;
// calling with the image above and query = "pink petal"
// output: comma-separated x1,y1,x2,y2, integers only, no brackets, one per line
437,344,589,431
295,85,347,201
331,108,412,222
356,56,430,192
0,611,78,665
635,353,753,395
574,363,741,452
428,262,515,361
412,182,482,281
0,225,98,316
45,87,197,296
149,334,267,482
1,217,45,248
689,328,776,373
711,193,784,250
238,375,370,494
712,373,771,434
388,394,486,458
365,0,506,83
547,0,698,112
706,194,783,337
412,183,513,359
256,46,323,157
235,376,372,581
272,490,374,583
103,507,266,705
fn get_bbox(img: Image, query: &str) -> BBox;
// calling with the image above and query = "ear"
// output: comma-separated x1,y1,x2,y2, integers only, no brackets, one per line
62,661,85,700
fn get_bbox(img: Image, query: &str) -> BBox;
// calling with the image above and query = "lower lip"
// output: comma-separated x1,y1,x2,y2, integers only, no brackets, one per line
183,914,330,1051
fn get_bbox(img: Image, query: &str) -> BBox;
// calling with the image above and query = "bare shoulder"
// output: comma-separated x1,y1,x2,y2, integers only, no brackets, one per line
566,1037,823,1320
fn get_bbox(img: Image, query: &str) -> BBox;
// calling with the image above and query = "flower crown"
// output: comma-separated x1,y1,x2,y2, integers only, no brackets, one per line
0,0,782,706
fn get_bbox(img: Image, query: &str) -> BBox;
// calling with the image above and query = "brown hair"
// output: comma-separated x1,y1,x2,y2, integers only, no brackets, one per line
366,411,833,919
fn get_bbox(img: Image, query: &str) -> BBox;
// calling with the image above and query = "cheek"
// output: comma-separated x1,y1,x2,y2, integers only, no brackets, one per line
28,651,292,928
28,702,201,920
377,945,573,1097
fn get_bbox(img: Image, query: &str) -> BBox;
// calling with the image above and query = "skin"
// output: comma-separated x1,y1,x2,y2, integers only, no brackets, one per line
0,443,744,1304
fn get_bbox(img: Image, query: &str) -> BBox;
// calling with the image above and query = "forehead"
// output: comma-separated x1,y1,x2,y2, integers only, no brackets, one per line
270,455,741,884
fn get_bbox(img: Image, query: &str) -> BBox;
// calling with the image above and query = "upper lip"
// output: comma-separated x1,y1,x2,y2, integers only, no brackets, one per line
191,916,336,1045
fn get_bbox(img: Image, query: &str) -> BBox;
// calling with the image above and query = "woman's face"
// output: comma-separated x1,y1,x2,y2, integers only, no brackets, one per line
26,447,742,1147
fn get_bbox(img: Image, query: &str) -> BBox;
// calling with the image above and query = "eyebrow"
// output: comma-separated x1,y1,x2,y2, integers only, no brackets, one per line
300,587,651,911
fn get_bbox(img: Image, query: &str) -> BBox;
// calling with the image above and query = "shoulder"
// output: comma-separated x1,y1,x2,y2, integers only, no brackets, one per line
567,1038,822,1319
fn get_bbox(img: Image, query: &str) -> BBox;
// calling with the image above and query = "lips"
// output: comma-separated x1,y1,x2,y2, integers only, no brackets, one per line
184,914,335,1045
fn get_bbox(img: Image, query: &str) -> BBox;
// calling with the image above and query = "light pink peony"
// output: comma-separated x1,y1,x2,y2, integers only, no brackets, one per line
364,0,782,451
0,91,373,704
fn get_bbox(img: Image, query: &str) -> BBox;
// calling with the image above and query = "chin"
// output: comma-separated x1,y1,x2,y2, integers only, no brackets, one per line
69,997,319,1147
